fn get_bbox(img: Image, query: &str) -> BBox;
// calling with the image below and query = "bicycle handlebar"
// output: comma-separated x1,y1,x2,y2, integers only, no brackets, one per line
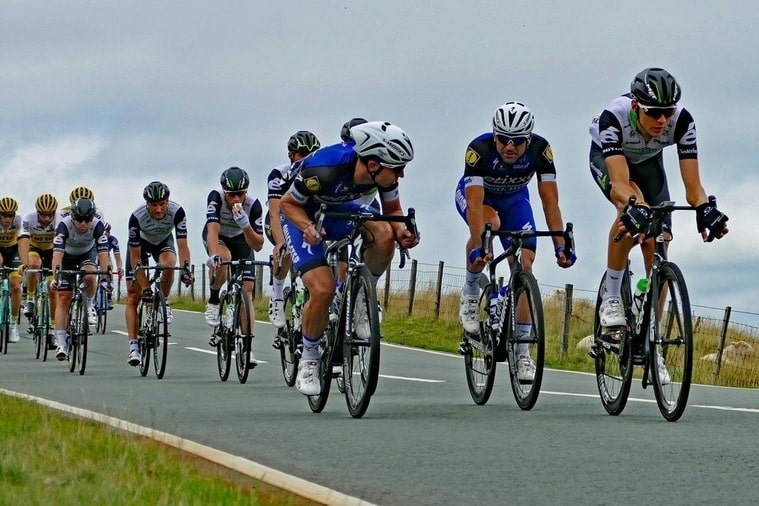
481,222,575,259
612,195,714,242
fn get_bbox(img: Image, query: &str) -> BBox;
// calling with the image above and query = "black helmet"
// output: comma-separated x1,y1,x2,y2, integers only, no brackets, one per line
340,118,368,142
287,130,321,155
143,181,170,202
630,67,681,107
220,167,250,192
71,197,96,221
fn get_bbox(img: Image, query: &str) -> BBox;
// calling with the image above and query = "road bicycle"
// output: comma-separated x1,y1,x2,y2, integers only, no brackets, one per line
304,204,417,418
25,268,54,361
459,223,575,409
56,268,109,375
94,269,118,334
590,197,699,421
210,258,271,384
133,264,185,379
271,249,307,387
0,267,13,355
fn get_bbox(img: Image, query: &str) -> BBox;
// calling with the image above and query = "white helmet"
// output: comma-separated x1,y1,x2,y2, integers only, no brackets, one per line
492,101,535,136
351,121,414,168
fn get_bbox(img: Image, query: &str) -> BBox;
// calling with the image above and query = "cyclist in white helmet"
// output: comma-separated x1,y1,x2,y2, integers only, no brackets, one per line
279,120,419,396
455,101,575,382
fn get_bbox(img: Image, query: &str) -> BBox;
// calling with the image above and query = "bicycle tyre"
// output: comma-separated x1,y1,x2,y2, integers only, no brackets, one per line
152,292,169,379
649,261,693,422
68,299,79,373
41,295,51,362
97,287,108,335
1,297,9,355
278,286,299,387
343,266,381,418
505,270,545,410
33,296,42,359
593,272,634,416
463,284,498,405
137,302,151,377
78,299,88,375
307,335,333,413
234,293,252,384
216,293,232,382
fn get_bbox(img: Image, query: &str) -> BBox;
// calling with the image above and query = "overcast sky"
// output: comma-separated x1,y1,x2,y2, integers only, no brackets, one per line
2,1,757,324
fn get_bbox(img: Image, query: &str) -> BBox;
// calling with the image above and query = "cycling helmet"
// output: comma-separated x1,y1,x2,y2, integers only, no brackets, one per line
71,197,96,221
351,121,414,168
69,185,94,204
630,67,681,106
0,197,18,214
104,222,112,232
492,101,535,136
143,181,170,202
220,166,250,192
35,193,58,214
287,130,321,155
340,118,368,142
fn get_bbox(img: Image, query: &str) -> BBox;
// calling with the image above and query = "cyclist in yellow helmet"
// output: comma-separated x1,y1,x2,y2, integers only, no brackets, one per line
0,196,24,343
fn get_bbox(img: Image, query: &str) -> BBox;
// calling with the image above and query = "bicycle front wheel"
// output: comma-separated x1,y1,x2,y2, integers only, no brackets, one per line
68,300,80,373
279,287,300,387
77,300,88,375
463,284,497,405
505,271,545,410
97,288,108,335
650,262,693,422
32,298,42,359
234,293,253,384
592,272,633,416
137,302,151,377
343,266,381,418
41,296,51,362
307,334,333,413
152,293,169,379
1,298,9,355
216,295,232,382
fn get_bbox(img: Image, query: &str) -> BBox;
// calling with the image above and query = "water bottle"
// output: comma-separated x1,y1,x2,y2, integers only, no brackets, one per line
225,304,234,327
632,278,649,317
488,291,500,326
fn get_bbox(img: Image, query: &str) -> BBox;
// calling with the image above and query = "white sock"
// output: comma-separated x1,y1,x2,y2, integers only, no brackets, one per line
603,269,625,301
463,270,481,297
272,277,285,300
516,323,531,356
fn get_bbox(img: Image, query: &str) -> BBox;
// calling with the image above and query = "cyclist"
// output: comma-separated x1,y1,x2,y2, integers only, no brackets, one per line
279,120,419,396
203,167,265,360
123,182,193,366
50,197,110,361
103,222,124,309
18,194,59,344
265,130,321,330
456,101,575,382
590,67,728,383
0,197,25,343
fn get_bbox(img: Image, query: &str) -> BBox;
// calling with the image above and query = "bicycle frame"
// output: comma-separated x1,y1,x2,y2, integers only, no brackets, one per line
0,267,11,354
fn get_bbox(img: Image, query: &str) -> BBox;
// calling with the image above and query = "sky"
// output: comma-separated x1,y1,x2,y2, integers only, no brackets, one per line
2,1,758,325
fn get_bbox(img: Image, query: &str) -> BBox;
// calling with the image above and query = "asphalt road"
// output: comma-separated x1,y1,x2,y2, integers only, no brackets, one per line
2,307,758,505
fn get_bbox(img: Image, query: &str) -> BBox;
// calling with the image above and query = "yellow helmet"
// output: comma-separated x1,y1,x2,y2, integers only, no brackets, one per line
0,197,19,214
69,186,94,204
35,193,58,214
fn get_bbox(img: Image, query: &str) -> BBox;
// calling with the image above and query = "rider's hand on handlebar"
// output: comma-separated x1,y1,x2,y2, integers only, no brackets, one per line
617,203,651,242
395,227,419,249
303,222,323,245
554,246,576,268
696,202,729,242
206,255,220,269
467,246,492,268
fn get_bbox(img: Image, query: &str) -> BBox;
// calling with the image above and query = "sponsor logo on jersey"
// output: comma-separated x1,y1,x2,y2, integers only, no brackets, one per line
465,148,480,166
304,176,321,192
599,126,621,144
542,145,553,163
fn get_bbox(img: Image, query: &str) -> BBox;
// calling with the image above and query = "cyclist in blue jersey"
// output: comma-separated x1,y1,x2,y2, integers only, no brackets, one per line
265,130,321,328
590,67,728,332
279,120,418,396
456,101,575,382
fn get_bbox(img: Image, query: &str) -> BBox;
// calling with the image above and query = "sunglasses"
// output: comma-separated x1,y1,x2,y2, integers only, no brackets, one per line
382,164,405,175
495,134,529,146
638,104,677,119
0,213,15,218
73,216,93,223
225,190,247,197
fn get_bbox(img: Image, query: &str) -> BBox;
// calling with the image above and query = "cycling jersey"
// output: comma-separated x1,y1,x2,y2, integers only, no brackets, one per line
107,234,120,254
127,200,188,247
53,215,109,256
0,215,22,248
205,190,263,239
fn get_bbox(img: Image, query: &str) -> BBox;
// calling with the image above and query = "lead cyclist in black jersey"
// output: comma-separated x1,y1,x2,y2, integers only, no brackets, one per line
590,67,729,380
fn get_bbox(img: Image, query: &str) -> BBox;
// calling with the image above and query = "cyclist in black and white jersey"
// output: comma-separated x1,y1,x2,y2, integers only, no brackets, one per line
123,182,194,367
264,130,321,329
590,68,729,337
50,198,110,361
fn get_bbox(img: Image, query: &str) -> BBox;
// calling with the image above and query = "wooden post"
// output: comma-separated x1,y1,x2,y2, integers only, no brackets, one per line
407,259,417,315
561,284,573,358
434,261,444,318
255,264,264,299
712,306,731,380
201,267,207,302
384,263,391,309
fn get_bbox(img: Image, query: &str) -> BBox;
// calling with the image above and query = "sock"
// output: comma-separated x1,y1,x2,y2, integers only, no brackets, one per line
516,323,532,356
209,289,220,305
272,277,285,300
129,339,139,351
301,334,321,361
463,269,481,297
56,329,68,346
603,269,625,301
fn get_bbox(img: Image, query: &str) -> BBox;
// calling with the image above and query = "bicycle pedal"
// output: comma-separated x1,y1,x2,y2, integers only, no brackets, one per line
248,361,258,370
457,340,471,355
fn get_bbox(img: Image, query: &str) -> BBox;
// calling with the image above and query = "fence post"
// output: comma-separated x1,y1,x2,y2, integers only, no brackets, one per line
255,264,264,299
384,263,391,309
201,267,207,302
434,261,444,318
561,284,573,358
712,306,731,380
407,259,417,315
190,264,195,300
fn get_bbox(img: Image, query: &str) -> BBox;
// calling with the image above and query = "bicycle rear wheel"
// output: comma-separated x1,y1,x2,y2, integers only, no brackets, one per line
41,296,51,362
32,298,42,359
650,262,693,422
307,336,333,413
96,287,108,335
216,294,232,382
463,284,497,405
593,272,634,416
78,303,88,375
68,300,80,373
343,266,381,418
152,293,169,379
234,293,253,384
1,298,9,355
505,271,545,410
278,286,300,387
137,302,151,377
